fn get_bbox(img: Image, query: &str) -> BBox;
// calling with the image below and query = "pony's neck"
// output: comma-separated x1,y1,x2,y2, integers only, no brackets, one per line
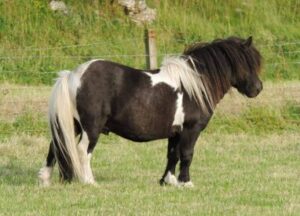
203,69,232,109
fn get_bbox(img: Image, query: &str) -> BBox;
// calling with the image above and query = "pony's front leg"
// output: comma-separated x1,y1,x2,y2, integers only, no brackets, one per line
177,126,201,187
160,135,180,186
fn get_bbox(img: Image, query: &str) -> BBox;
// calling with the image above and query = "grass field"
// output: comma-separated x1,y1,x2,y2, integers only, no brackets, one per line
0,0,299,215
0,83,299,215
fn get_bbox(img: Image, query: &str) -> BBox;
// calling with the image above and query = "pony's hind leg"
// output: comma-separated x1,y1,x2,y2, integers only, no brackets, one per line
160,135,180,186
38,141,56,186
77,130,98,184
76,95,109,184
76,118,105,184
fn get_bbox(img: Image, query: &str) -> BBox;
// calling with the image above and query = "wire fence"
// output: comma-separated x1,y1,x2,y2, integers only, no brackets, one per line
0,40,299,137
0,58,299,74
2,38,300,52
0,53,183,61
1,38,300,55
0,39,299,63
0,38,299,84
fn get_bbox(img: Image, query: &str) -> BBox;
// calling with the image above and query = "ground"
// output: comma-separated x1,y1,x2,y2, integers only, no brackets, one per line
0,82,299,215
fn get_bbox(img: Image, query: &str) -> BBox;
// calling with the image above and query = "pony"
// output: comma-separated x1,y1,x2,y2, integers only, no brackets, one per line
38,36,262,187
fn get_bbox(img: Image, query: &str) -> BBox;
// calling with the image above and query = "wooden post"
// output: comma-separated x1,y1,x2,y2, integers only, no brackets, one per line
145,28,157,69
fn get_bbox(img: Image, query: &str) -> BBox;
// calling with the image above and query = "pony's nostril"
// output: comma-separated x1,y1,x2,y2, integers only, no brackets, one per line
256,81,263,92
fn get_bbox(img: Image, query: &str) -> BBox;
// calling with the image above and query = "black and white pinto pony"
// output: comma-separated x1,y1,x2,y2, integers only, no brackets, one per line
38,36,262,187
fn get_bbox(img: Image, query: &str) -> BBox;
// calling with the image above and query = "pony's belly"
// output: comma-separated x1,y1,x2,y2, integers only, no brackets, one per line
105,80,181,142
105,118,173,142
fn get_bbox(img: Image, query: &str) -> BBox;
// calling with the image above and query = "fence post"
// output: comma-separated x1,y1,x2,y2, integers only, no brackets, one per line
144,28,157,69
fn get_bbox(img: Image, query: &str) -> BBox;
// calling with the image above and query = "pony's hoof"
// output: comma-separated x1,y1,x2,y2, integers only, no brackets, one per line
82,177,98,186
159,178,165,186
178,181,194,188
160,171,178,186
85,181,99,187
38,166,52,187
88,180,98,186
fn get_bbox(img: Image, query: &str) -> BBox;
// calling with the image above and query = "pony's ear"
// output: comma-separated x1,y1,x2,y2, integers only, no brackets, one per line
244,36,253,47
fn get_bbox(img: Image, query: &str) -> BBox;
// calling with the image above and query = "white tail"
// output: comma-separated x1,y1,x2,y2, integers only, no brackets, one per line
49,70,83,180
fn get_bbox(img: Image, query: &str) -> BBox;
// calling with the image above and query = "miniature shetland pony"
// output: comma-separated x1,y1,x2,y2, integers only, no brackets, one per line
38,36,262,187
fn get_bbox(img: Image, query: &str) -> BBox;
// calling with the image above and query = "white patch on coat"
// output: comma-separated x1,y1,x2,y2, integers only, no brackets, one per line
86,153,95,184
178,181,194,188
144,56,213,113
38,164,53,187
77,131,95,184
69,59,101,98
144,69,178,90
172,92,185,129
164,171,178,186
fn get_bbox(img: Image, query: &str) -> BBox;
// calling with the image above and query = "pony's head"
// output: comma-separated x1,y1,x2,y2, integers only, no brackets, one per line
183,36,263,107
229,36,263,98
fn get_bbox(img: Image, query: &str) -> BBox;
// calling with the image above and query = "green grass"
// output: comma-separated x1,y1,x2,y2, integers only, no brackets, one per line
207,103,300,135
0,129,299,215
0,0,300,84
0,83,299,215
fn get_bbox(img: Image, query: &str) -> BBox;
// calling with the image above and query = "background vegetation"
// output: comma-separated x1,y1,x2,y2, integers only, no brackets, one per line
0,0,299,84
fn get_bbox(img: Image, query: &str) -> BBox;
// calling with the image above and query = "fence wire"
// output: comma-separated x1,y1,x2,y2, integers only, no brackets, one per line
0,40,299,137
2,39,300,52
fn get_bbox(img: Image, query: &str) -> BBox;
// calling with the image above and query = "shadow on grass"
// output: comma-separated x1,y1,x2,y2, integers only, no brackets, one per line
0,162,121,186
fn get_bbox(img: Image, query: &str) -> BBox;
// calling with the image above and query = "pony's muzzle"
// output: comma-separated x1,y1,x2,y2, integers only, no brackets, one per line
247,80,263,98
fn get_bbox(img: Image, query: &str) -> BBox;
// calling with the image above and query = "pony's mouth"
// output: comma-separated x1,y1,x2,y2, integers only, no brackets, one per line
246,91,259,98
245,87,263,98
